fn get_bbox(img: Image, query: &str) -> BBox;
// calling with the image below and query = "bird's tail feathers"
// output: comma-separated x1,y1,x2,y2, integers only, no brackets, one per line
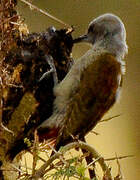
37,110,65,142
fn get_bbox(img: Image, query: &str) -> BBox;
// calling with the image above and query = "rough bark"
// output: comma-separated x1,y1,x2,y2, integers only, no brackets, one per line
0,0,73,179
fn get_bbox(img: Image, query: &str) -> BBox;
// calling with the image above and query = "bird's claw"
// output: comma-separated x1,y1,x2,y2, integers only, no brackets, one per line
39,55,58,86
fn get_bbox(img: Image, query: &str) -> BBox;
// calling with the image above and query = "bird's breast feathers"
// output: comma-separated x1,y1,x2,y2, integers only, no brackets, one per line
54,48,125,111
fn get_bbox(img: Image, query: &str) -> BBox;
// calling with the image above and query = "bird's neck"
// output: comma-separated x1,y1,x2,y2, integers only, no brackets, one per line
93,36,128,60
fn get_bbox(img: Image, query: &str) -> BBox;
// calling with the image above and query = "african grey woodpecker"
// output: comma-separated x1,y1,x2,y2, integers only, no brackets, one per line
37,13,128,150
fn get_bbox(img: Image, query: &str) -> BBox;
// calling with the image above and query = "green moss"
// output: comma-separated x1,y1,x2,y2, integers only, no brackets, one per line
24,137,32,147
9,92,37,136
2,92,37,151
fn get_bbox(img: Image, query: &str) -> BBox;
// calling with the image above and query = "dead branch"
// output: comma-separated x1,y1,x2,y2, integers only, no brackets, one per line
20,0,71,29
32,141,113,179
105,155,134,161
100,114,121,123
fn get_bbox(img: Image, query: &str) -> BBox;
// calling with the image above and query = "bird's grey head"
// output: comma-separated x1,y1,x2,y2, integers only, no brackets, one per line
74,13,128,58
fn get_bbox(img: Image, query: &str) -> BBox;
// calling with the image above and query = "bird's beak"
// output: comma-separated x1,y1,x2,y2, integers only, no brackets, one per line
73,34,89,44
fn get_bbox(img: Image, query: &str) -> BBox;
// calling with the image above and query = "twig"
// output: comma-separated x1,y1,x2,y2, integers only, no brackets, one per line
20,0,72,29
29,151,47,163
32,130,39,176
90,130,100,135
105,155,134,161
0,15,18,25
86,156,101,169
0,168,20,172
48,143,69,167
1,122,15,136
80,137,96,179
24,156,28,174
99,114,121,123
7,83,23,88
31,151,62,179
11,164,23,173
32,141,113,179
114,153,123,180
0,76,3,127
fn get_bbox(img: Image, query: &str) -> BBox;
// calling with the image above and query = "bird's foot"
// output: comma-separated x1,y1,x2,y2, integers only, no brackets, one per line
39,54,58,86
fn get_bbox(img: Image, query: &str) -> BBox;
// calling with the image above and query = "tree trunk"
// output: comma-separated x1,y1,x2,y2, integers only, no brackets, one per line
0,1,73,179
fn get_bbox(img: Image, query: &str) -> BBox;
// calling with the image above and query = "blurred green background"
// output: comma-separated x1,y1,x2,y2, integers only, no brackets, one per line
18,0,140,179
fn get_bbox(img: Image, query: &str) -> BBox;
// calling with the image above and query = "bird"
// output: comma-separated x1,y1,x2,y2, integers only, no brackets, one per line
37,13,128,151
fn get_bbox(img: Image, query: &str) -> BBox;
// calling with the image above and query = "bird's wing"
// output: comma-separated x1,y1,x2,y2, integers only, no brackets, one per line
55,53,122,150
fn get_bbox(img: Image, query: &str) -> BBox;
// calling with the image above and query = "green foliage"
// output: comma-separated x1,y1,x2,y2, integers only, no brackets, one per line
76,164,86,177
44,156,91,179
53,165,76,178
24,137,31,147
